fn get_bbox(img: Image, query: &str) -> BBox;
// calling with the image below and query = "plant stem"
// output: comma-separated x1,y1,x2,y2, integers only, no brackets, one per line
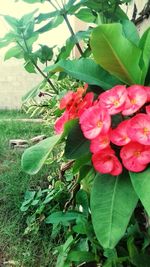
47,0,83,56
63,14,83,56
19,33,58,94
55,0,62,9
47,0,57,10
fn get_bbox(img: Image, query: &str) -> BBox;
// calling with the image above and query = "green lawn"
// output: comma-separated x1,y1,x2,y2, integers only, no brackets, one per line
0,110,56,267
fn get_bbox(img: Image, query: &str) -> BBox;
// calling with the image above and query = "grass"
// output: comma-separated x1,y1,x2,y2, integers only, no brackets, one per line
0,110,57,266
0,109,29,119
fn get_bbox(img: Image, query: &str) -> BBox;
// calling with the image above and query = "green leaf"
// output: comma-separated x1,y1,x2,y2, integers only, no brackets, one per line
76,189,89,217
56,235,74,267
45,211,83,225
24,60,36,73
21,134,61,175
139,28,150,84
2,15,18,30
73,153,91,174
130,167,150,216
36,15,64,33
75,8,96,23
122,20,140,46
26,33,39,49
4,46,23,60
65,123,90,159
19,9,38,25
45,58,121,90
68,251,96,263
62,119,78,137
0,32,19,49
57,30,90,60
90,23,142,85
35,11,60,24
35,45,53,64
91,172,138,249
80,167,95,193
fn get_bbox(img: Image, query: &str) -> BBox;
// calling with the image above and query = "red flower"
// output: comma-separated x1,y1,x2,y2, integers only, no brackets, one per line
79,105,111,140
99,85,127,114
127,113,150,145
54,111,69,134
77,92,94,116
120,141,150,172
90,132,110,153
122,85,147,115
92,147,122,176
59,91,75,110
110,120,131,146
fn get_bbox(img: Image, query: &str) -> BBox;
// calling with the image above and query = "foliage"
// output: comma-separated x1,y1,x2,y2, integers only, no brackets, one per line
1,0,150,266
0,111,58,266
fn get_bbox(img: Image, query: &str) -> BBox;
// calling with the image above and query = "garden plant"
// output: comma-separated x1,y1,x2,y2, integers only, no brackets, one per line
1,0,150,266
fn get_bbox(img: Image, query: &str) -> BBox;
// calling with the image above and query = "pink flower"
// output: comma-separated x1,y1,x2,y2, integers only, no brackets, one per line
127,113,150,145
120,141,150,172
90,132,110,153
110,120,131,146
59,91,75,110
122,85,147,115
146,105,150,115
98,85,127,115
79,105,111,140
143,86,150,102
54,111,69,134
92,147,122,176
78,92,94,116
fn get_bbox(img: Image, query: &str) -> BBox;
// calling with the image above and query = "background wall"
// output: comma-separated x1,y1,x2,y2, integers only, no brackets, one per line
0,0,149,109
0,0,72,109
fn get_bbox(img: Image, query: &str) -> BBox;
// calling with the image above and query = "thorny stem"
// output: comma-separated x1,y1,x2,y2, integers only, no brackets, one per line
63,14,83,56
47,0,57,10
47,0,83,56
18,33,58,94
55,0,62,9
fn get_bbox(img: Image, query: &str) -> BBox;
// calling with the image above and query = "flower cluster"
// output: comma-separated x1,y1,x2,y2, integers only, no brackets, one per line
55,84,150,176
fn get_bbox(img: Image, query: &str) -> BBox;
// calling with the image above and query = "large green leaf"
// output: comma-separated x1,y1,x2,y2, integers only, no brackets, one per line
122,20,140,46
91,172,138,249
90,23,142,85
139,28,150,84
65,123,90,159
21,134,61,175
45,58,121,89
130,167,150,216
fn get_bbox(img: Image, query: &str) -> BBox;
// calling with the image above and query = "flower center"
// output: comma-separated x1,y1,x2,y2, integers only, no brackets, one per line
131,98,136,105
113,99,119,106
143,127,149,135
134,151,141,157
97,121,103,128
102,138,108,144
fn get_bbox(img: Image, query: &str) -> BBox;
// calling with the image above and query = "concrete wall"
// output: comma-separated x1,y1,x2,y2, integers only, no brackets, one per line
0,0,73,109
0,0,150,109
